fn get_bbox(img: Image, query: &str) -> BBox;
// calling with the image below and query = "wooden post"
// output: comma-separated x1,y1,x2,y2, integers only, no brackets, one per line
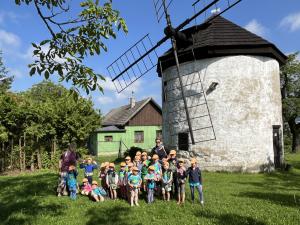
19,137,22,171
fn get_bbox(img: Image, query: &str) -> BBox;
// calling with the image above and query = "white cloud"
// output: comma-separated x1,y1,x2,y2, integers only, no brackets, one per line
280,12,300,32
0,11,19,24
244,19,267,37
97,96,114,104
0,29,21,48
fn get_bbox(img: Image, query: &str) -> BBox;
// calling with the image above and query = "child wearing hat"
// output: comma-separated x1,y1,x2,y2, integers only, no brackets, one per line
99,162,109,193
161,161,173,201
177,159,187,204
67,165,78,200
80,157,98,184
133,155,142,174
152,154,162,178
186,158,204,205
91,181,105,202
141,152,151,191
168,150,179,197
128,166,142,206
144,165,158,204
106,162,119,200
118,162,127,199
125,162,134,201
81,178,92,196
124,156,132,172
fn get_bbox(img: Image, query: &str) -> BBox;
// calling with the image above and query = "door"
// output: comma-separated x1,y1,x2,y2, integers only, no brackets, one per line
178,132,189,151
273,125,282,168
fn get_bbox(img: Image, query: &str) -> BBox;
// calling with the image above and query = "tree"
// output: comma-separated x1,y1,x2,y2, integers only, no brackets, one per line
0,50,13,93
15,0,128,95
281,52,300,153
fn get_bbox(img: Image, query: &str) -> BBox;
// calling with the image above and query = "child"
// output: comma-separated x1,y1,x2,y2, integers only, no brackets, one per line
125,162,134,201
161,161,173,201
152,154,162,178
99,162,109,193
177,159,187,205
144,166,157,204
124,156,132,172
128,166,142,206
81,178,92,196
141,152,150,191
80,157,98,184
67,165,78,200
168,150,179,197
118,162,127,199
91,181,105,202
135,151,142,158
186,158,204,205
133,155,143,173
106,162,119,200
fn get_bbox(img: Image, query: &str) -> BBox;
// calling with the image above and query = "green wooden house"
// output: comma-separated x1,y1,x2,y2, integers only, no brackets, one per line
89,97,162,155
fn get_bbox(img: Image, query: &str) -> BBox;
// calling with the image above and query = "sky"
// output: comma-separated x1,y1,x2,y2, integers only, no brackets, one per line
0,0,300,114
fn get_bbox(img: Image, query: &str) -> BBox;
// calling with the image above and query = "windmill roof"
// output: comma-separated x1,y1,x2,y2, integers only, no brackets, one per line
157,16,287,76
101,97,161,126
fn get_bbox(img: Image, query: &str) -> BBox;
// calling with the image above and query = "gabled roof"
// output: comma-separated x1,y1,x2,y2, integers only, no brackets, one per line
102,97,161,126
96,126,125,132
158,16,287,76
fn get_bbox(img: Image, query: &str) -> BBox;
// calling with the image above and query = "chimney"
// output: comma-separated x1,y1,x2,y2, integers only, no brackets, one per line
130,92,136,108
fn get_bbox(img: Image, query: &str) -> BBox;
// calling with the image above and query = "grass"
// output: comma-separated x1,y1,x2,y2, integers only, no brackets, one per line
0,154,299,225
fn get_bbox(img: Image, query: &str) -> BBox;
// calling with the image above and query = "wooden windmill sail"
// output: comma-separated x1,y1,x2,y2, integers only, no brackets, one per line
107,0,243,145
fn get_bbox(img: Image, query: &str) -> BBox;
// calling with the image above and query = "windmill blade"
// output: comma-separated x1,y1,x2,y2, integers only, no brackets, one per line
153,0,174,23
176,0,242,31
108,34,168,93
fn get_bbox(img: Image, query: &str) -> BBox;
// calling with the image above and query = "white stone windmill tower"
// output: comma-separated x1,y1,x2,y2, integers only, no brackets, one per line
158,16,287,172
107,0,286,172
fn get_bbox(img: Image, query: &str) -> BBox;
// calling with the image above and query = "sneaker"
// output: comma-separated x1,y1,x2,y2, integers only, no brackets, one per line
130,203,134,207
200,201,204,206
57,193,61,197
135,202,140,206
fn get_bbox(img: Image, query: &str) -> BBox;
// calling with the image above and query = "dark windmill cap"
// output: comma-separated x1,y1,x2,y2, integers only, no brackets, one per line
157,16,287,76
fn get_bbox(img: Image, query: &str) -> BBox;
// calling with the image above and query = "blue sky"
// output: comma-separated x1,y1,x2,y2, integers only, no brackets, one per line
0,0,300,114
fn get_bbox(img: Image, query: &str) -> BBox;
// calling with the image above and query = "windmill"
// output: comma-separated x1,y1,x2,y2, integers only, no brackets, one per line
107,0,242,145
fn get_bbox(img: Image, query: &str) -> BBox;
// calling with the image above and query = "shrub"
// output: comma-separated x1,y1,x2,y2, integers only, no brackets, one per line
123,146,143,160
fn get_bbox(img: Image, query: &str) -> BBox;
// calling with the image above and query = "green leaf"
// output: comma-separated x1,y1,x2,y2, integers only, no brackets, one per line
29,67,36,76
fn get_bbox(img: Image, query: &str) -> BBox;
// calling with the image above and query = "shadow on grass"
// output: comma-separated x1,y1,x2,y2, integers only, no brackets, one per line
86,205,142,225
235,191,299,208
194,210,267,225
0,173,63,225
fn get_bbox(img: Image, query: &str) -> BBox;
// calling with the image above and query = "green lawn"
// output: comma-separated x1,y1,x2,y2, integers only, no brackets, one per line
0,154,299,225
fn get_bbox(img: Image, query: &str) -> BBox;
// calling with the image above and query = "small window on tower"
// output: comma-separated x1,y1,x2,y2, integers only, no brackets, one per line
104,136,113,142
134,131,144,143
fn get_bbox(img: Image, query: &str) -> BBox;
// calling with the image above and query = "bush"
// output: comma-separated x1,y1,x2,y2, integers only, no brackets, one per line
123,146,143,160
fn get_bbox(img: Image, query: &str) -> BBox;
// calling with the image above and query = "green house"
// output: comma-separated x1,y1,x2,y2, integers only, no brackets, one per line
89,97,162,155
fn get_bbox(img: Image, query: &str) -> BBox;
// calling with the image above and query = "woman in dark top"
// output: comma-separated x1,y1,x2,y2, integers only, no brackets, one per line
151,138,167,161
186,158,204,205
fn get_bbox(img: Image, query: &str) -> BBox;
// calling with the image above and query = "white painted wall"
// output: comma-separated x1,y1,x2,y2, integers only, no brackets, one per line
161,55,283,172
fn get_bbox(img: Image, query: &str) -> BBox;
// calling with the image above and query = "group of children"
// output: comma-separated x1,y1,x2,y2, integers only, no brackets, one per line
62,150,204,206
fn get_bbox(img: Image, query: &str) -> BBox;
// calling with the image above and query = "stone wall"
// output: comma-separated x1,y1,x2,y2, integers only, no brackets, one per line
161,55,283,172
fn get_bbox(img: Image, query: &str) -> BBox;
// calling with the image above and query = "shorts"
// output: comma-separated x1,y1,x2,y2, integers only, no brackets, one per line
189,182,200,187
161,183,172,192
110,184,118,190
178,183,185,194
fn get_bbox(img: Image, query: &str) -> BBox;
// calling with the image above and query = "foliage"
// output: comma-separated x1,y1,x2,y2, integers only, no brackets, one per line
123,146,143,159
0,80,101,170
14,0,128,95
281,53,300,152
0,51,13,94
0,154,300,225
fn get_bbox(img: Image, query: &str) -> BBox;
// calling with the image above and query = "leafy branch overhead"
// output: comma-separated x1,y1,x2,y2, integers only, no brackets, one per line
15,0,128,95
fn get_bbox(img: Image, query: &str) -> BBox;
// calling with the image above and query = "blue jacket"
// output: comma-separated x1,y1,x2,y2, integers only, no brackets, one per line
186,167,202,184
80,163,97,175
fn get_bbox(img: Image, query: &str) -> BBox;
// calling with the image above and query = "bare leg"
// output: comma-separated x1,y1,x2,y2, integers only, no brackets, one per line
93,195,99,202
130,190,134,206
99,195,104,202
134,189,139,206
167,192,170,201
162,189,166,201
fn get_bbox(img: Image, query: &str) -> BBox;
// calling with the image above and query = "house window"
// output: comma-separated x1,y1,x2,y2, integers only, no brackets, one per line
156,130,162,139
134,131,144,143
104,136,113,142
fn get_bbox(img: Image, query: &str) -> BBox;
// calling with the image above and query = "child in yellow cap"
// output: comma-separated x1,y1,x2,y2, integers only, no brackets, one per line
118,162,127,199
144,165,158,204
177,159,187,205
186,158,204,205
106,163,119,200
91,181,105,202
168,150,179,197
99,162,109,193
125,162,134,201
128,166,142,206
141,151,151,191
124,156,132,172
81,178,92,196
67,165,78,200
162,162,173,201
80,157,98,184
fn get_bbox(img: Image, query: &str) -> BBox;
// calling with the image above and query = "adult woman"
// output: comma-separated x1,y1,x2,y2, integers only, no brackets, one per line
151,138,167,161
